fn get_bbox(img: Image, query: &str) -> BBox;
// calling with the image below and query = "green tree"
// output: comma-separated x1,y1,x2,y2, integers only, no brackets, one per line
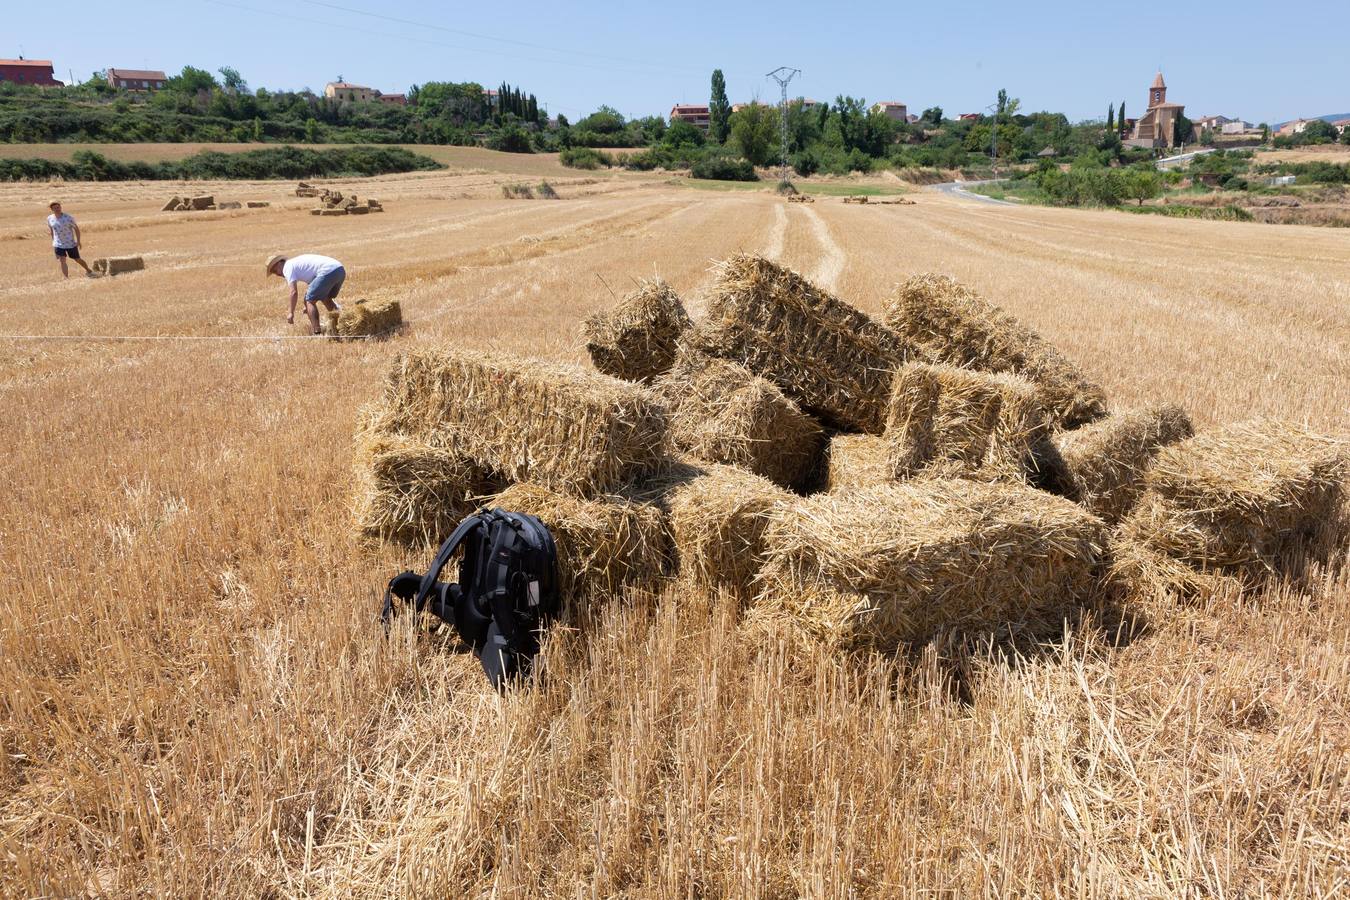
1107,103,1115,132
921,106,943,128
1173,114,1194,146
252,116,264,142
1119,100,1126,133
304,117,320,143
1302,118,1338,142
167,66,218,94
1125,168,1162,205
729,102,777,166
1259,122,1270,143
709,69,731,143
219,66,247,94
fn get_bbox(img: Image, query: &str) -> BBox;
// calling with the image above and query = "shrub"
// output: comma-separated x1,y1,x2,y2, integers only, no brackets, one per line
0,146,442,182
488,126,533,153
559,146,613,169
690,155,757,181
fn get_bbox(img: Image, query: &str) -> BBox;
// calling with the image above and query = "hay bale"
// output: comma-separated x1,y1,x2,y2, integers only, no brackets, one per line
310,209,323,216
582,279,692,384
217,201,242,210
246,201,270,208
347,204,370,215
491,482,669,601
317,209,348,216
690,254,917,434
90,256,145,277
825,433,892,492
1112,419,1350,597
332,298,402,339
367,199,383,211
187,195,214,210
296,182,324,197
381,347,668,497
1053,405,1193,523
352,424,502,546
664,463,793,600
653,346,824,489
161,197,182,212
884,274,1107,428
885,363,1055,484
754,479,1108,649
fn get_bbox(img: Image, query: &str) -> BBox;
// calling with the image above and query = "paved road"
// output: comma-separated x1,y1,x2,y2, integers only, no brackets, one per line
1156,147,1216,168
930,179,1018,205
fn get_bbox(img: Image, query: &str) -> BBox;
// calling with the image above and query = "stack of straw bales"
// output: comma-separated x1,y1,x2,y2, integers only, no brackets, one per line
654,347,823,489
583,279,691,383
381,347,668,497
751,479,1108,650
1053,405,1193,523
325,298,403,340
295,182,324,197
885,362,1056,484
689,255,917,433
885,274,1107,428
1112,419,1350,599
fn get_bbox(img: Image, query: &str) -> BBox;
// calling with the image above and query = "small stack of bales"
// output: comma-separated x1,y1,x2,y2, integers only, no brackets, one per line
296,182,325,197
90,256,145,277
311,190,384,216
323,298,403,340
161,195,217,212
582,279,691,384
1053,405,1193,523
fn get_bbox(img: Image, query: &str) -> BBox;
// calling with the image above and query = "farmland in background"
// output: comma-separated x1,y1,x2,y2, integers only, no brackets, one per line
1,157,1348,896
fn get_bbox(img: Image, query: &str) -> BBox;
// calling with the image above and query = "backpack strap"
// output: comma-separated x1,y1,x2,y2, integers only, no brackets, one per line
380,512,488,625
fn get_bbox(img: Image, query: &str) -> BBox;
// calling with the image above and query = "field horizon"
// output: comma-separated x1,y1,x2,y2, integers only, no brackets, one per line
1,158,1348,896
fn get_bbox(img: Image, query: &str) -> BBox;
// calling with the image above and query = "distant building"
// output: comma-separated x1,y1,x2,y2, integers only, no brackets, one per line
378,93,407,106
1126,71,1185,149
1333,118,1350,136
0,58,62,86
483,88,499,107
670,104,711,129
106,68,168,91
1193,114,1232,132
325,82,377,102
907,113,920,124
1037,146,1057,158
958,113,980,121
1220,120,1259,135
1277,119,1311,136
871,101,909,122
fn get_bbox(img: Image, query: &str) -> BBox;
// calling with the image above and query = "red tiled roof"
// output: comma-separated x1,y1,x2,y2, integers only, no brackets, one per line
1151,71,1166,89
671,105,710,113
328,82,371,90
108,68,168,81
0,58,54,67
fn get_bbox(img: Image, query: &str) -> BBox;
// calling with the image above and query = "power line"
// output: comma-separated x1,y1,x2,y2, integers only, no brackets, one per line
766,67,800,185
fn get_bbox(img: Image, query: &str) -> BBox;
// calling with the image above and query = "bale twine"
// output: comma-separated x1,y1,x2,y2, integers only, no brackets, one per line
884,274,1107,428
689,254,917,434
381,347,669,497
653,346,824,489
1112,419,1350,598
351,412,502,546
754,478,1108,650
582,279,692,384
491,482,670,602
824,433,892,492
885,362,1057,485
1053,405,1193,523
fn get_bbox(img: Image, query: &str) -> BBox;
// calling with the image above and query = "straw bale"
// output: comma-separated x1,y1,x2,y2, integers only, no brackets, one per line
1053,405,1193,523
661,462,794,599
187,195,214,210
296,182,323,197
90,256,145,277
689,254,917,434
885,274,1108,428
161,197,182,212
367,199,383,211
653,346,824,488
352,419,502,546
317,209,348,216
330,298,402,339
885,362,1055,484
755,478,1107,649
217,201,242,210
246,201,270,208
1113,419,1350,595
310,209,323,216
825,433,892,492
381,347,668,496
347,204,370,215
582,279,692,384
491,482,669,601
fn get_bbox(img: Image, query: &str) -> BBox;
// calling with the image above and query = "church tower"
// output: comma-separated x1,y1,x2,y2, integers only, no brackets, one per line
1148,71,1167,110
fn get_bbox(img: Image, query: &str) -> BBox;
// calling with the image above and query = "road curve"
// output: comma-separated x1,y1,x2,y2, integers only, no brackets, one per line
929,179,1017,205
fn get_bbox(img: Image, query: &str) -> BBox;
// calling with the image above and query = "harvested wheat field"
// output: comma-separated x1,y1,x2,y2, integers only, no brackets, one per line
2,154,1350,897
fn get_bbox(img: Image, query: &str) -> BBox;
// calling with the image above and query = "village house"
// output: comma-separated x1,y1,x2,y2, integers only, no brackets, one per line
0,58,62,86
1192,114,1232,132
957,113,981,121
324,81,377,103
670,104,711,129
378,93,407,106
1277,119,1312,136
1333,118,1350,136
1221,120,1260,135
106,68,168,91
1126,71,1185,149
871,101,909,122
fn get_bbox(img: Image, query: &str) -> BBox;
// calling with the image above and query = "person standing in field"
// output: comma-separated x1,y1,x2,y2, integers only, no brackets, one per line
265,252,345,335
46,201,94,279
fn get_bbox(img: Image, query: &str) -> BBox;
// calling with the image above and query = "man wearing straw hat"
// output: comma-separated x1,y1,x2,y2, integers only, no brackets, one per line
265,252,345,335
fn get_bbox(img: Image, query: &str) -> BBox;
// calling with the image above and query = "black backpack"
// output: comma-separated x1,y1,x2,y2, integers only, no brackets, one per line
382,508,560,689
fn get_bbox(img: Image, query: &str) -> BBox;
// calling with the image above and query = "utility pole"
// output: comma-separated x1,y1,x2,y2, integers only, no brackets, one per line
766,66,800,185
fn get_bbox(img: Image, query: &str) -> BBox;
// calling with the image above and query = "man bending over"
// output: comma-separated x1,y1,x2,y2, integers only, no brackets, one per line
265,252,345,334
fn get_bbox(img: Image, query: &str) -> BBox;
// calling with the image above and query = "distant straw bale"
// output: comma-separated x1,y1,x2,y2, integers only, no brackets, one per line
351,414,502,546
316,209,348,217
161,197,182,212
328,298,402,339
654,346,824,489
885,274,1107,428
754,479,1108,649
296,182,323,197
885,362,1056,484
381,347,668,496
1054,405,1193,523
90,256,145,277
217,201,242,210
689,254,917,434
491,482,669,601
246,201,270,208
583,279,692,384
1112,419,1350,599
187,195,215,211
825,433,892,492
663,463,794,600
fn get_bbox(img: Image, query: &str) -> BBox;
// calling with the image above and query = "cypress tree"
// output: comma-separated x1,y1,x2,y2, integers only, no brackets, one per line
1119,100,1126,134
709,69,731,143
1107,103,1114,131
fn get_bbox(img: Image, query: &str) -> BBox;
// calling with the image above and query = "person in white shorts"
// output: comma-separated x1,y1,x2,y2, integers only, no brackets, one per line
265,253,345,334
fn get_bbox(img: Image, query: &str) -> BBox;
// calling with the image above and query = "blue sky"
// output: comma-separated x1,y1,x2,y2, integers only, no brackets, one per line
8,0,1346,125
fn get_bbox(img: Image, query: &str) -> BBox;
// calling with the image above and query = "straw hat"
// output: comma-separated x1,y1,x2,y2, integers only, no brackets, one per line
264,253,285,276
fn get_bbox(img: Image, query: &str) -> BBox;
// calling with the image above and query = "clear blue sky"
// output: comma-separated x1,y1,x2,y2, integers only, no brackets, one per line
8,0,1346,125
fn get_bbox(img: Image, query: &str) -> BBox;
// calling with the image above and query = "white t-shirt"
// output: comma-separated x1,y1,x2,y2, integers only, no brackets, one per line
282,254,342,285
48,213,77,248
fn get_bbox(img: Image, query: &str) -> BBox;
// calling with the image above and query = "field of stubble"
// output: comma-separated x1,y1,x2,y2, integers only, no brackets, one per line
1,156,1348,897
